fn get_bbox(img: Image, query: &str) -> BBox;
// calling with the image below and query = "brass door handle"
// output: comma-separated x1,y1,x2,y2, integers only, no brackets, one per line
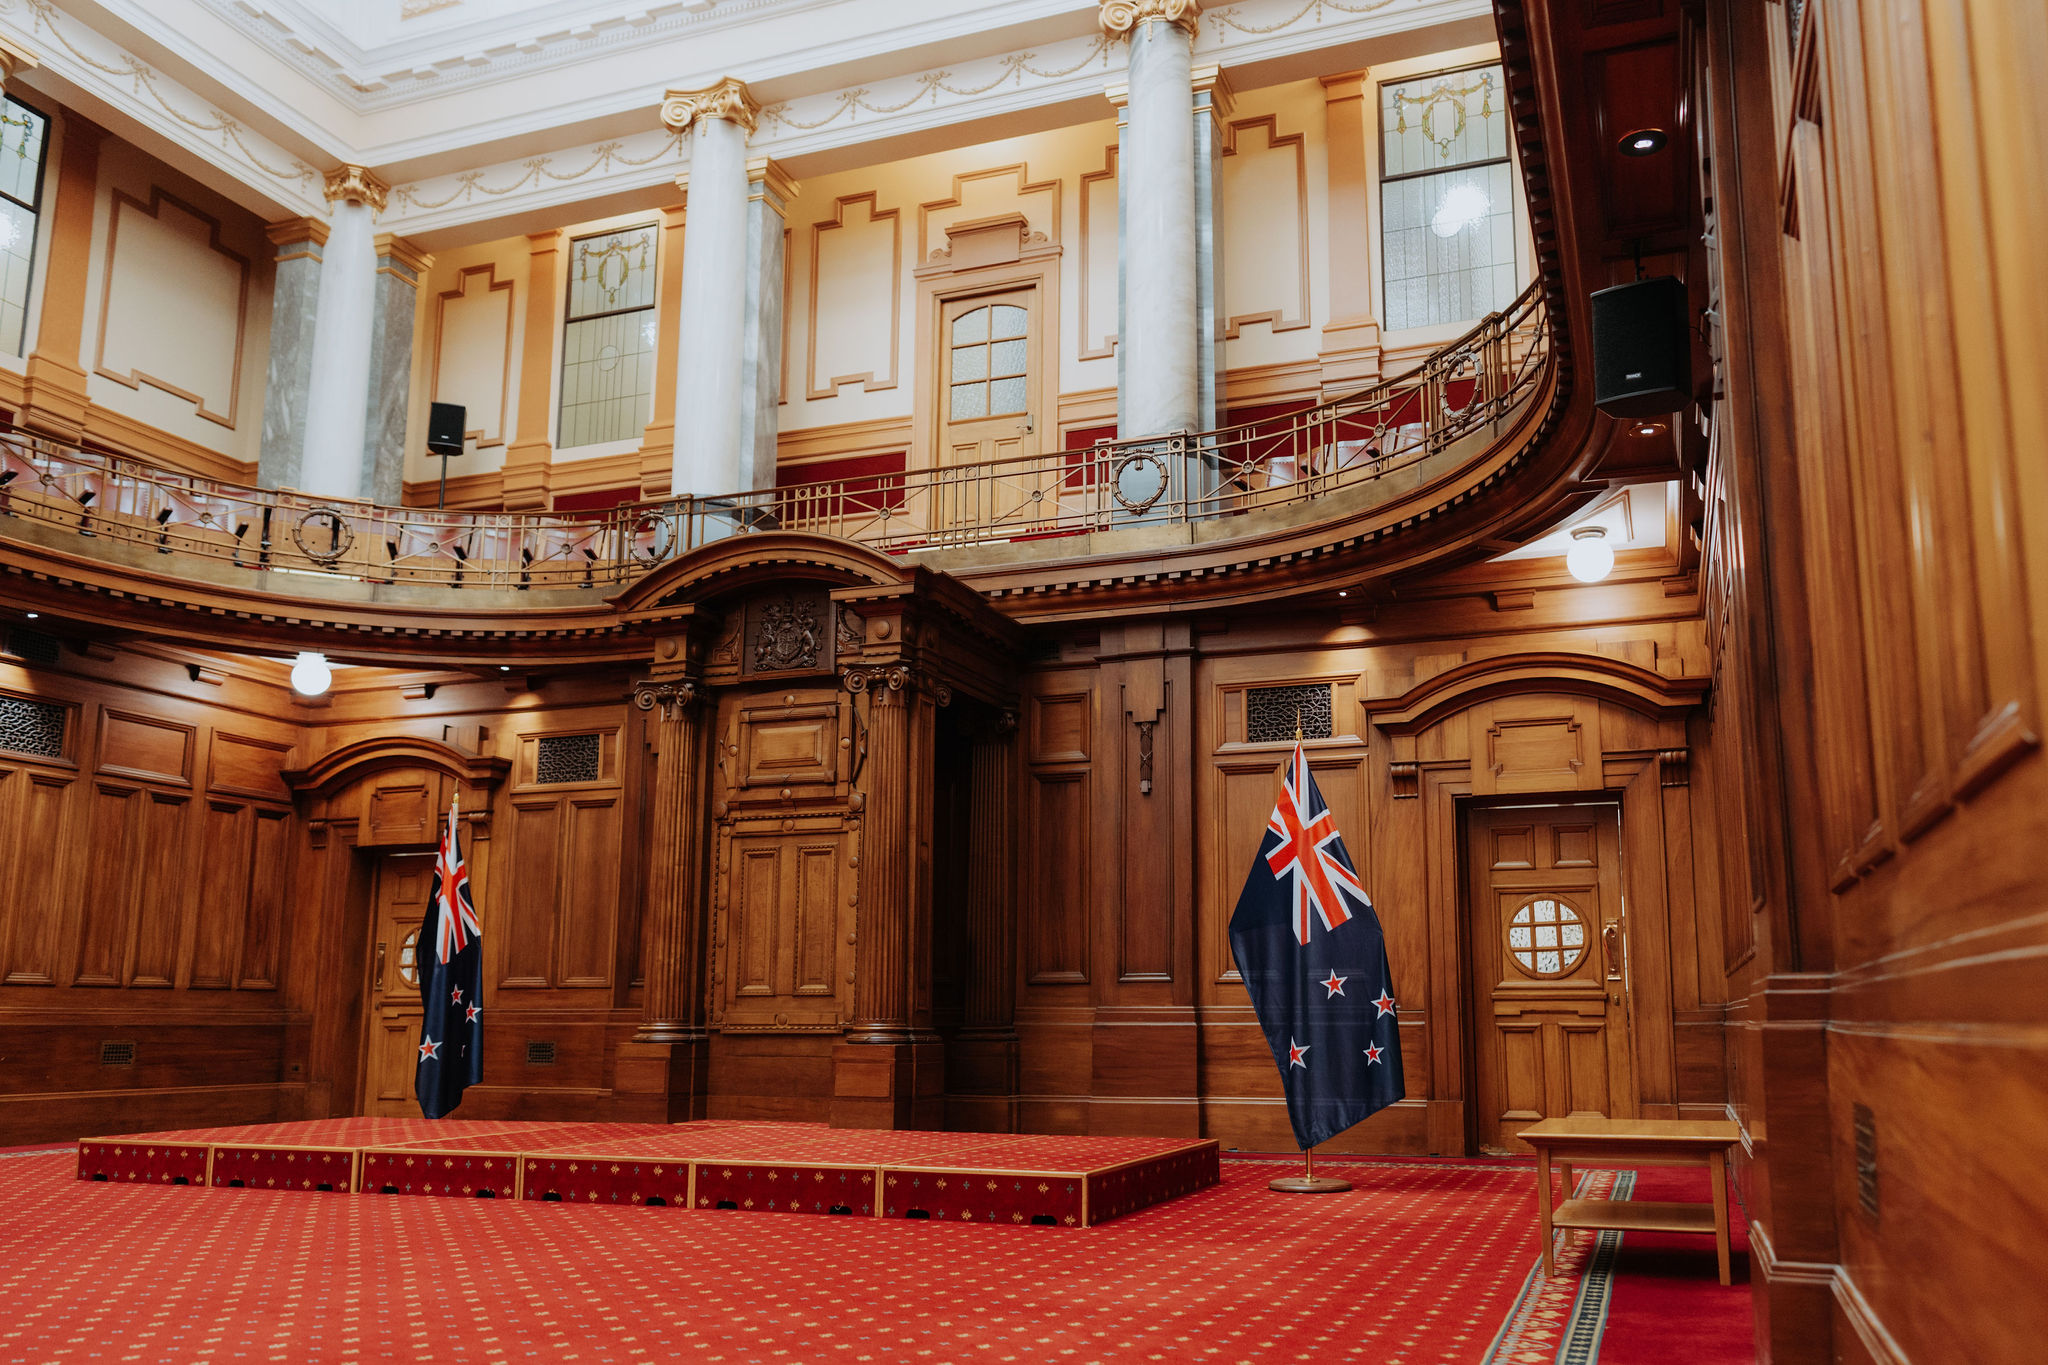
1602,923,1622,981
375,940,387,992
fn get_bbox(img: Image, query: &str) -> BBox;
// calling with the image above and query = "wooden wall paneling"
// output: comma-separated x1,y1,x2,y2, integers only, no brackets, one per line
553,794,621,988
1928,0,2048,800
74,781,143,986
125,788,190,988
0,766,75,985
190,800,251,989
1023,684,1091,988
500,796,562,987
239,808,290,990
95,708,195,787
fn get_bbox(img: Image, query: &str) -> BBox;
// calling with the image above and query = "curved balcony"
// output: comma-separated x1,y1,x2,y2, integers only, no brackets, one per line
0,281,1558,654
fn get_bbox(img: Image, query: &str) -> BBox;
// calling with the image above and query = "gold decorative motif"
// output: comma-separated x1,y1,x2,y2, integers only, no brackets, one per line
1099,0,1200,38
1391,70,1498,161
660,77,760,136
323,164,390,212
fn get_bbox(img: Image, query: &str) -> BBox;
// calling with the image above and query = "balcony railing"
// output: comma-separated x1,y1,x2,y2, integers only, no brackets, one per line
0,280,1547,593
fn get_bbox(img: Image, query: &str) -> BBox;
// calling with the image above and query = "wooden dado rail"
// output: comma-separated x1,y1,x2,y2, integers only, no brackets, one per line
0,283,1546,593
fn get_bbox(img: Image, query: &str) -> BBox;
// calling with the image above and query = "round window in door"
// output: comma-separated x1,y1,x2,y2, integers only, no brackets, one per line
1505,897,1586,978
397,927,421,988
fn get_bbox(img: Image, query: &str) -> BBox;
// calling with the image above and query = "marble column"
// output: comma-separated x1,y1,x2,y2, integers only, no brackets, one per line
256,220,326,490
661,79,760,502
361,235,430,507
739,157,795,492
1103,1,1201,440
298,166,384,502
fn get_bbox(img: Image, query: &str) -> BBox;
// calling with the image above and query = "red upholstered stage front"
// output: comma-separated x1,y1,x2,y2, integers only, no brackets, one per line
75,1120,1220,1228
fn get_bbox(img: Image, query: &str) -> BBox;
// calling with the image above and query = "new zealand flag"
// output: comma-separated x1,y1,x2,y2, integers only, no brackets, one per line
416,798,484,1119
1228,741,1404,1149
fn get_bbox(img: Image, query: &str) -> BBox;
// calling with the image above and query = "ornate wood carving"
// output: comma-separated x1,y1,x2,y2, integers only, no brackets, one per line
746,589,828,674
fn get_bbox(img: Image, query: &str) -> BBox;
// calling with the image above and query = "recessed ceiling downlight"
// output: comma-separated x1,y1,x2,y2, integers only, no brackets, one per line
1619,128,1668,156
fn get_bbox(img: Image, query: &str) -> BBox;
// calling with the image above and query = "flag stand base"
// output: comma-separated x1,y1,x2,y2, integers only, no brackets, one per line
1269,1149,1351,1193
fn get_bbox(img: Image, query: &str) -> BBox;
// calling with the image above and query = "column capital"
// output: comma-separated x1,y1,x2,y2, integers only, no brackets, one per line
843,663,950,708
661,77,760,137
1099,0,1200,39
633,676,702,718
322,164,389,213
0,34,41,81
265,216,330,252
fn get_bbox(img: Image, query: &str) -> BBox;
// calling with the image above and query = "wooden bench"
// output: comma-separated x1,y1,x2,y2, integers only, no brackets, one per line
1519,1115,1743,1285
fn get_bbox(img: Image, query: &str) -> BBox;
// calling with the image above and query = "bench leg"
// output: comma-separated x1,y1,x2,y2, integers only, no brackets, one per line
1558,1161,1575,1202
1537,1147,1555,1278
1710,1149,1731,1286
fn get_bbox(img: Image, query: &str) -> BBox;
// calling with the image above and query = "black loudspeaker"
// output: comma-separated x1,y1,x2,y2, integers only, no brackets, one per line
426,401,467,456
1590,276,1692,419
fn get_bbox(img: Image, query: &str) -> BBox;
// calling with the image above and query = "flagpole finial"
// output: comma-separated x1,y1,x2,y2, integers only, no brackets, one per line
1295,703,1303,744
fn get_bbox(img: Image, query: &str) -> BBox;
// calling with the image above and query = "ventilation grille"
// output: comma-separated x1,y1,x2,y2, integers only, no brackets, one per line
99,1040,136,1067
1853,1103,1879,1222
1246,684,1333,743
4,627,60,667
525,1040,557,1068
535,733,601,785
0,696,66,759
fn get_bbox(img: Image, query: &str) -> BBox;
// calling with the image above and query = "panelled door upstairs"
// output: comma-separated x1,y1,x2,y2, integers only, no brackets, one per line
1466,803,1635,1154
362,852,433,1117
939,289,1040,470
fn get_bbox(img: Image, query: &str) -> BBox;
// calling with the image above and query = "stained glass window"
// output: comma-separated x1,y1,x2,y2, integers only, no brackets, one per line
559,224,658,449
1379,65,1518,331
0,97,49,357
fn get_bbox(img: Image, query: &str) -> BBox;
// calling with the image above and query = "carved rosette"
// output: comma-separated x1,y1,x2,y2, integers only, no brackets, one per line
631,677,700,719
1099,0,1200,38
323,163,390,213
660,77,761,136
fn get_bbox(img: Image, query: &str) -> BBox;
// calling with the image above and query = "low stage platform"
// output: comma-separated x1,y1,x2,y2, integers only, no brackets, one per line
75,1119,1220,1228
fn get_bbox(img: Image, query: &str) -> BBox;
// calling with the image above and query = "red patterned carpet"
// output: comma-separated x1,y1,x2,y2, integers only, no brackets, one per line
1,1144,1750,1362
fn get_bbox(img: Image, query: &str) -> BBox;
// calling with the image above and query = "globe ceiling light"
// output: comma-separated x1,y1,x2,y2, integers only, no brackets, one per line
1566,526,1615,584
1430,182,1491,238
290,650,333,696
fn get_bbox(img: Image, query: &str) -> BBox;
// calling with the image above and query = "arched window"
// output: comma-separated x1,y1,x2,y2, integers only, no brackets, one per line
948,302,1030,421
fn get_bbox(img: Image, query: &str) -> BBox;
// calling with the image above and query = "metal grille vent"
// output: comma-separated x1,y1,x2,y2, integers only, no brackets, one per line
99,1040,136,1067
535,733,600,785
1246,684,1334,743
1853,1103,1879,1221
0,695,66,759
4,627,60,667
525,1040,557,1067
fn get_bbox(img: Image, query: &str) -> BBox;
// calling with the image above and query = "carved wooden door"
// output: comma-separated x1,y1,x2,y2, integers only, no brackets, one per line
362,851,433,1117
1466,803,1634,1153
709,684,856,1035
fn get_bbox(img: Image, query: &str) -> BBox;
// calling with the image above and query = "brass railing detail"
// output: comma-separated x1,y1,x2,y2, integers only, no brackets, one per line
0,281,1547,592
